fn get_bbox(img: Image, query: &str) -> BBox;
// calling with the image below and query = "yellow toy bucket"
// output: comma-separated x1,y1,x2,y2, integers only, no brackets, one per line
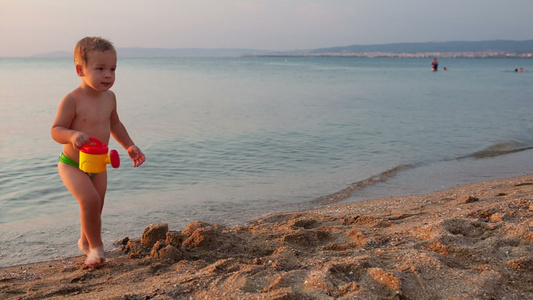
79,138,120,173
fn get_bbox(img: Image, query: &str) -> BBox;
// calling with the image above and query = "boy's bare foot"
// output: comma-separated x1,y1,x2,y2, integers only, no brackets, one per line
85,248,105,266
78,239,90,255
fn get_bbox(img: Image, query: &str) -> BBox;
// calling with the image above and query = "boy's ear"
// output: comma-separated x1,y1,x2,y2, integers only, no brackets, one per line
75,64,84,76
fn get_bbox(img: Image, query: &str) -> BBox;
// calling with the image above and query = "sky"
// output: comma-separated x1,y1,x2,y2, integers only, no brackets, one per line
1,0,533,57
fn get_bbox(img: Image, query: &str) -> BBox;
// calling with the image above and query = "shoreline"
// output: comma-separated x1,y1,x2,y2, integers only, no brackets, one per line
1,174,533,299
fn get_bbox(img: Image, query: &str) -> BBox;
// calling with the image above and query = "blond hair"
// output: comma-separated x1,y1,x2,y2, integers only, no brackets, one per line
73,37,115,65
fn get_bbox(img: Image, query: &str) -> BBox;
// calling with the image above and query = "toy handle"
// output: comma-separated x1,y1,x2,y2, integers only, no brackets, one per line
80,138,104,151
88,137,104,147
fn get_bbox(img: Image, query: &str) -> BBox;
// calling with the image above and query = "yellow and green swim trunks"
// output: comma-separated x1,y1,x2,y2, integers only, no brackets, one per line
59,153,95,178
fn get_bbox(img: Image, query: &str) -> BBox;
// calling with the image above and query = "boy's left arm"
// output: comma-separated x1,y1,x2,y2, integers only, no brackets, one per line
110,110,145,168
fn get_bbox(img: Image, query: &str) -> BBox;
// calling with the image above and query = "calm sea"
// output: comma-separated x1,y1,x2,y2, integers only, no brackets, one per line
1,56,532,267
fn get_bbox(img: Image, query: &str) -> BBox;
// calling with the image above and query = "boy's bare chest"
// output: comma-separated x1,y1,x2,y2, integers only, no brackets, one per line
74,99,113,127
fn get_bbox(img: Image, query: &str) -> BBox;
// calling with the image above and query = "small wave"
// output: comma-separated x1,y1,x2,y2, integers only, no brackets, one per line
458,141,533,159
312,164,413,205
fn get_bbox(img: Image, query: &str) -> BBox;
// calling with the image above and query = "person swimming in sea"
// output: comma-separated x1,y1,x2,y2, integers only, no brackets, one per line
430,58,438,71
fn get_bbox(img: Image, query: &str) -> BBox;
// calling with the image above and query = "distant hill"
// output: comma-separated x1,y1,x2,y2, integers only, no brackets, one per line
307,40,533,54
31,40,533,58
32,48,280,58
117,48,281,57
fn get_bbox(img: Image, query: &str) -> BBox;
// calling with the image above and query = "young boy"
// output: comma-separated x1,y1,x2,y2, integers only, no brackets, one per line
51,37,145,266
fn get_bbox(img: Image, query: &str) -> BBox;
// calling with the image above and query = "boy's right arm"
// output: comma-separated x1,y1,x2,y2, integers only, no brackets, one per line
51,95,89,150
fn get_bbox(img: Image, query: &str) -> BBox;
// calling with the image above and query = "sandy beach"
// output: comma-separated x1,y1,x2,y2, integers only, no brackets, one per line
1,174,532,299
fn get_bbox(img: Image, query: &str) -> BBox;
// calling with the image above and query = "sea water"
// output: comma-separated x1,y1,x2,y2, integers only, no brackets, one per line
1,56,532,267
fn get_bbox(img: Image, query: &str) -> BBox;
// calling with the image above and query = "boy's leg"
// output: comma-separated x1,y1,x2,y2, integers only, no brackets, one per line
78,171,107,261
58,163,106,265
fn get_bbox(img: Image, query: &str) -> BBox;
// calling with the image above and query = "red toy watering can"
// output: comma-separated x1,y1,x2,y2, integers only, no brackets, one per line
79,138,120,173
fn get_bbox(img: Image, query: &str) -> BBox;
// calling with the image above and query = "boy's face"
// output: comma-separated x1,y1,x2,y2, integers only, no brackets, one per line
77,50,117,92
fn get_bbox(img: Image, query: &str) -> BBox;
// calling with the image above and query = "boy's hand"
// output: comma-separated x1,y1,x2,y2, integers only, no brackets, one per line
71,132,90,150
127,145,145,167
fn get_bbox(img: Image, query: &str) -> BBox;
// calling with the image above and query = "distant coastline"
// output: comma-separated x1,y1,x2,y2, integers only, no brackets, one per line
249,52,533,59
26,39,533,58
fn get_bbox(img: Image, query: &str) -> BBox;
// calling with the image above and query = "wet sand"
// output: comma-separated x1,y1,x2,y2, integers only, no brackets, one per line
1,174,533,299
